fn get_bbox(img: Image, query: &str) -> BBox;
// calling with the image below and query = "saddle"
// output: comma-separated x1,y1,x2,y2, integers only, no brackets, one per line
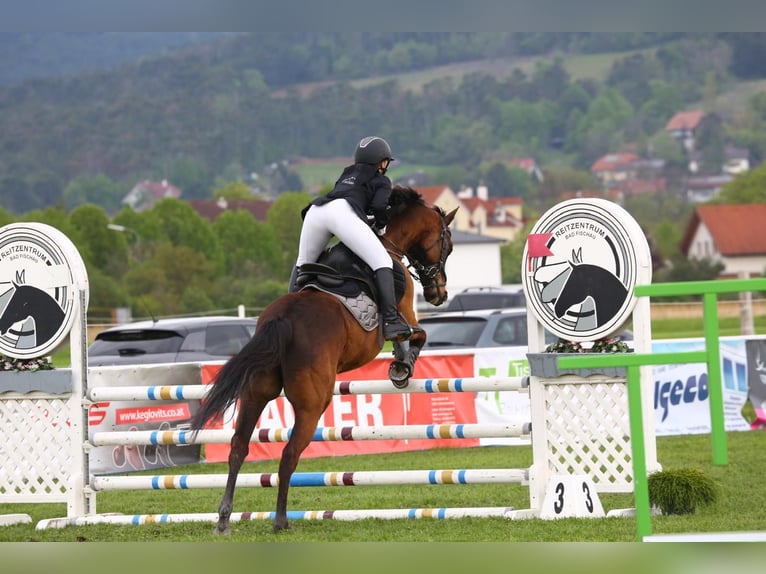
294,243,407,330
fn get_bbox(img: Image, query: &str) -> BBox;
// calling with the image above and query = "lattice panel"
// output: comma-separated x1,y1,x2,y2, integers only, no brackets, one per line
542,379,633,492
0,396,73,502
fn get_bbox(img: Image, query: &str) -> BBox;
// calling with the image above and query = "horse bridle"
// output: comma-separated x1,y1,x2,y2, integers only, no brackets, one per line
383,207,450,290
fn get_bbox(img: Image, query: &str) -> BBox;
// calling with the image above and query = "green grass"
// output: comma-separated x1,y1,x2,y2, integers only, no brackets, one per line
650,316,766,340
1,431,763,542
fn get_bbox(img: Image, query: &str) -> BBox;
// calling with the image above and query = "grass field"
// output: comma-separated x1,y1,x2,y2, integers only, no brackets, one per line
1,430,763,542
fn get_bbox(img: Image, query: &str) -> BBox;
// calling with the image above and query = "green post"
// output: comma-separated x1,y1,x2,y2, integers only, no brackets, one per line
703,292,728,465
626,364,652,540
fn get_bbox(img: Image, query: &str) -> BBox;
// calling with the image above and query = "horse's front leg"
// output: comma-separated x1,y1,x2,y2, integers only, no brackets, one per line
388,327,424,388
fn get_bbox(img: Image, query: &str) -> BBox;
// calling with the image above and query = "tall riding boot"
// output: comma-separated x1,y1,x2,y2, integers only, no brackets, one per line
288,265,300,293
374,268,412,341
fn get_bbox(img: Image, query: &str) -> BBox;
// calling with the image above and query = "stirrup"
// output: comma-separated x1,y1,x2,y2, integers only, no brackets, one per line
383,321,413,341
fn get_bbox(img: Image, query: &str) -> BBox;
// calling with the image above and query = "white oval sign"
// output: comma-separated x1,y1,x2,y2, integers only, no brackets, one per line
0,222,89,358
522,198,652,342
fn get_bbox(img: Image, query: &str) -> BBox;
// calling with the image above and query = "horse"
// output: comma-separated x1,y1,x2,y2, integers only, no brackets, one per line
191,186,457,534
0,276,66,348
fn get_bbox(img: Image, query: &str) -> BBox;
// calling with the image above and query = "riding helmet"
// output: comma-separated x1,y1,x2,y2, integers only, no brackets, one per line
354,136,395,165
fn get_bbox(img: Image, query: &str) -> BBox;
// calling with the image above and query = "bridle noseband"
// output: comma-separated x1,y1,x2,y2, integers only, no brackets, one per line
383,207,450,291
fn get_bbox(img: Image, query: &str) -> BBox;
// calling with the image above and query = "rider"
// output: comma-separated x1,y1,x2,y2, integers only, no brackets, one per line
289,136,413,342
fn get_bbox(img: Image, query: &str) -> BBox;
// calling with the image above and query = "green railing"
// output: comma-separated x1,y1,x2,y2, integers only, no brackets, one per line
557,277,766,541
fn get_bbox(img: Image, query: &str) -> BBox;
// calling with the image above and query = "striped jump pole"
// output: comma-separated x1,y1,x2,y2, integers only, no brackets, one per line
36,375,536,530
91,422,532,446
91,468,529,491
87,376,528,402
37,506,517,529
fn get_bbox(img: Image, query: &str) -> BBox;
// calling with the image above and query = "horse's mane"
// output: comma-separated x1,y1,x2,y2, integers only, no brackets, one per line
389,185,444,218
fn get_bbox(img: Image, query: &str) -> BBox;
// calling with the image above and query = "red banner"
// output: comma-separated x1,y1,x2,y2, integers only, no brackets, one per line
202,353,475,462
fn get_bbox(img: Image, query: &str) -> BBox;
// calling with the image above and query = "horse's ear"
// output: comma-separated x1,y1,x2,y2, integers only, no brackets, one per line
445,207,458,225
13,269,25,287
571,247,582,264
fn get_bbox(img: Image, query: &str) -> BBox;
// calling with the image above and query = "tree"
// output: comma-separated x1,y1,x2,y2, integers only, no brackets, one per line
213,181,253,200
266,191,312,274
716,161,766,203
482,163,533,200
62,174,124,214
69,203,129,275
213,210,282,278
151,198,224,272
123,244,217,317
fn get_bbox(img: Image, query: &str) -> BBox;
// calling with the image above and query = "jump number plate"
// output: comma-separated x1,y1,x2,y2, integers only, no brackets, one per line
540,475,605,519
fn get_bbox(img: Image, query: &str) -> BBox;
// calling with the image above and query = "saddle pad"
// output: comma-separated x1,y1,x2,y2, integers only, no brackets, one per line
304,285,379,332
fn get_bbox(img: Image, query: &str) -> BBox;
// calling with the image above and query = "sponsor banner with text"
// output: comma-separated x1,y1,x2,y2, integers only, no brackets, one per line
202,353,475,462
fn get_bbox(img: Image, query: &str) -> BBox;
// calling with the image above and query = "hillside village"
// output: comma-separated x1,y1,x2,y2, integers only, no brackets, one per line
121,108,766,284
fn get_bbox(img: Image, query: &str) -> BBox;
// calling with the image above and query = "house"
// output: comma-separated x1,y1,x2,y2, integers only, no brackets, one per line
190,197,272,222
459,194,524,242
419,184,526,243
615,178,667,197
590,153,643,186
665,110,705,151
418,185,471,231
684,174,734,203
122,179,181,212
680,203,766,278
508,158,544,182
440,229,505,292
688,144,750,175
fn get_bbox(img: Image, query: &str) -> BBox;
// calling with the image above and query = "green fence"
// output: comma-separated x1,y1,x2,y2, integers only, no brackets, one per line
556,277,766,540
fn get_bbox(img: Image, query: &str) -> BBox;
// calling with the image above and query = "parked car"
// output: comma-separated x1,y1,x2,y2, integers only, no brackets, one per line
418,308,632,350
444,287,526,312
88,316,258,366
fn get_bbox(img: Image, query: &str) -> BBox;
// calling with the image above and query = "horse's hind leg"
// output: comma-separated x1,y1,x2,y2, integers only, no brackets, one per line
215,397,265,535
273,407,324,532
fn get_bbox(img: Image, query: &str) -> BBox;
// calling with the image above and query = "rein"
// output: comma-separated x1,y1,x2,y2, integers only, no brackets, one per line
382,207,450,290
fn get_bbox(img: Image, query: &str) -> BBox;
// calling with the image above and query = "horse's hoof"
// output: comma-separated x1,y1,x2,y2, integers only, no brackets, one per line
214,525,231,536
272,522,290,533
388,361,411,388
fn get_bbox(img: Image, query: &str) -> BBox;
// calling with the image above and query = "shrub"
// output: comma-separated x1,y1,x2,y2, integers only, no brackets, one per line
648,468,719,515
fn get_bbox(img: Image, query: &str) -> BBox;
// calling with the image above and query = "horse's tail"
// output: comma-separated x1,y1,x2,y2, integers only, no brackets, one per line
190,318,291,433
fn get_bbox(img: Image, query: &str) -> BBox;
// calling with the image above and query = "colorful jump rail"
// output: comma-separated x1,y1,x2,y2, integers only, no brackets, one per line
558,276,766,542
91,468,529,491
37,506,518,529
91,423,531,446
34,375,534,530
86,376,528,402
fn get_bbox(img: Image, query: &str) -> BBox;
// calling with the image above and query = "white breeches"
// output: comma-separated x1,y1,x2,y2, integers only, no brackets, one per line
296,199,392,271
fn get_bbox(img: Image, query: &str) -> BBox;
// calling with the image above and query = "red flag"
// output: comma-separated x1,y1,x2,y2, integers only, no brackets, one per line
527,233,554,271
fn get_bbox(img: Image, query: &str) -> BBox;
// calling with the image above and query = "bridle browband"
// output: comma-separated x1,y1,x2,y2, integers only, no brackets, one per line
382,206,450,291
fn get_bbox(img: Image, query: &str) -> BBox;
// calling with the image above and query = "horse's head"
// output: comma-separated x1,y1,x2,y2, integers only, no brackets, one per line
384,186,457,305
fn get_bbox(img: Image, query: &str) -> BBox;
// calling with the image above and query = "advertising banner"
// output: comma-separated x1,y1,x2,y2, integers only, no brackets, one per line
202,353,476,463
87,363,204,474
745,339,766,429
650,339,751,435
471,346,531,446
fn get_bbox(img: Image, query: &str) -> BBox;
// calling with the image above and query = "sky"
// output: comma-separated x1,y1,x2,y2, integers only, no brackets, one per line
2,1,765,33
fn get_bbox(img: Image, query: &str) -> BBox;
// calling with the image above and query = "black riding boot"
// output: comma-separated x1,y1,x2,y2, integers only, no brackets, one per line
374,268,412,341
288,265,300,293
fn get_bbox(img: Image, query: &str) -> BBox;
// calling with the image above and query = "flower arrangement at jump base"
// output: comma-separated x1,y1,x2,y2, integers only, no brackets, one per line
545,335,631,354
0,354,55,372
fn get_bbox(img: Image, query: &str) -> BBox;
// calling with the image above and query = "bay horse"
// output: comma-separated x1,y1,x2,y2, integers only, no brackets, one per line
192,186,457,534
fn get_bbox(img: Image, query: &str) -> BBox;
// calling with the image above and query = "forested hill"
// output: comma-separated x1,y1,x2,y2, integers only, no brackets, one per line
2,32,766,215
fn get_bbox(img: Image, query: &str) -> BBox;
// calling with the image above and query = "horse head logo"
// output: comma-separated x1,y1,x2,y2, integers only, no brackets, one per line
0,268,66,348
534,248,629,332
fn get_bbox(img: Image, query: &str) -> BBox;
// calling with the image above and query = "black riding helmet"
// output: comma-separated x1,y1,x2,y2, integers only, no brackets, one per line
354,136,395,165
